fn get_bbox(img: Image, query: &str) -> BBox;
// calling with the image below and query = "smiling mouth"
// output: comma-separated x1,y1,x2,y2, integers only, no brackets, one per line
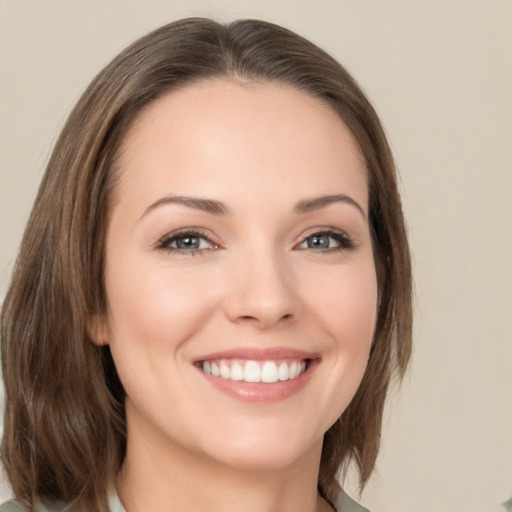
196,358,310,383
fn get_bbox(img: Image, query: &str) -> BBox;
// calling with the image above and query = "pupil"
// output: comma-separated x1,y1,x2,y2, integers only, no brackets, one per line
308,235,329,249
177,236,199,249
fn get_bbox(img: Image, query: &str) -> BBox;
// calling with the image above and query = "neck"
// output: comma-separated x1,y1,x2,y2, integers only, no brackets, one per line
116,424,331,512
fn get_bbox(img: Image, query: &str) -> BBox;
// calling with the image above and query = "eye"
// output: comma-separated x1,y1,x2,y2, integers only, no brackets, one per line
296,228,355,251
156,229,219,254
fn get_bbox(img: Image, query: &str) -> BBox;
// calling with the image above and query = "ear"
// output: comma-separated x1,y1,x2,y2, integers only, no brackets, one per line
87,313,110,346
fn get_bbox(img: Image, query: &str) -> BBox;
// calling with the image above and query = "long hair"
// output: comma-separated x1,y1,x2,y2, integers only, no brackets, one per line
1,18,412,510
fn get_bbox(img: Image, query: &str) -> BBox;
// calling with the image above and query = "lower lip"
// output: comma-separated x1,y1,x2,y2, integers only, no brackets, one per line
196,360,318,403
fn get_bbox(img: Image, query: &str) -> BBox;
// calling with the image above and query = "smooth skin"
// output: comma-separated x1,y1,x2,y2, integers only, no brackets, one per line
90,80,378,512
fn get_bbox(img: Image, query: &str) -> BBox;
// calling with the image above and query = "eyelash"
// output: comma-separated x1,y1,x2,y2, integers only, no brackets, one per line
156,227,355,255
296,227,355,252
156,229,219,256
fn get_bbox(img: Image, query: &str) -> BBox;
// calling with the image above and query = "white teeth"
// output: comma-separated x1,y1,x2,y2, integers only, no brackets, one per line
244,361,261,382
230,362,244,381
261,361,278,383
201,359,308,383
220,362,230,379
278,362,289,381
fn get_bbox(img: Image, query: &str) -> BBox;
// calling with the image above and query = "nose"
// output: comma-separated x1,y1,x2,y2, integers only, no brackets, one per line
223,247,301,329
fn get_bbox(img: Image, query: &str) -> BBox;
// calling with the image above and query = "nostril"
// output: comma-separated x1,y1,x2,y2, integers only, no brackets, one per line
237,312,294,326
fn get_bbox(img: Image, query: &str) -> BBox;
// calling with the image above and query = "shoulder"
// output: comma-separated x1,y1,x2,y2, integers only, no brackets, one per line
0,502,30,512
0,502,27,512
335,490,372,512
0,500,68,512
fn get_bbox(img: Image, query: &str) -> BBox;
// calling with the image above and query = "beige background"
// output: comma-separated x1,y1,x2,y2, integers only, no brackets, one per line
1,1,511,511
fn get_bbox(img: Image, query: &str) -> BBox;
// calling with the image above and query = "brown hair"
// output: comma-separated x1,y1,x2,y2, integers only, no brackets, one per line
1,18,412,511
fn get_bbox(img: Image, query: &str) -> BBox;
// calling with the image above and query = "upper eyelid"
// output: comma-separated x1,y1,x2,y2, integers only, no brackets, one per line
298,226,351,240
160,227,214,239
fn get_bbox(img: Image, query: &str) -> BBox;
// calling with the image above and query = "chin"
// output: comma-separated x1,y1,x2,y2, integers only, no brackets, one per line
197,422,324,472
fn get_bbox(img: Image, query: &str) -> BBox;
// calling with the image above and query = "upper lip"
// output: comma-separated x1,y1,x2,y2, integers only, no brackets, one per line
193,346,319,363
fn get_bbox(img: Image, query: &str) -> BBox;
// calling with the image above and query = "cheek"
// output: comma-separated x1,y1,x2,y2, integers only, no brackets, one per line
299,258,378,418
104,257,221,352
304,259,378,346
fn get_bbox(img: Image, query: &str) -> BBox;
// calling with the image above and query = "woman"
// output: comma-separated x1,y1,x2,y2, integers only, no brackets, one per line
0,18,412,512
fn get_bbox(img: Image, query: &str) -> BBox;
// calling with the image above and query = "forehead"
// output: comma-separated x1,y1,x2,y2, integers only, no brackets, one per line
115,79,368,213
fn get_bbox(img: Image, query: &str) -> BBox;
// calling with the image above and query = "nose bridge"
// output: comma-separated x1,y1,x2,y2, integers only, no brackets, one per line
225,238,300,328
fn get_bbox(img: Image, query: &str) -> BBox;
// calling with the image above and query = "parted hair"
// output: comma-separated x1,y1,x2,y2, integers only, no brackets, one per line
1,18,412,511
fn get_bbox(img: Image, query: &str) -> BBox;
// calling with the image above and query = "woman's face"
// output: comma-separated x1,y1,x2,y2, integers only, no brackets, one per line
94,80,378,471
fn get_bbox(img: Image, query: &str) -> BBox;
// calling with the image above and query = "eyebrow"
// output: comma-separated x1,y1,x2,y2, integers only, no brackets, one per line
141,193,365,219
295,194,366,218
141,196,229,218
